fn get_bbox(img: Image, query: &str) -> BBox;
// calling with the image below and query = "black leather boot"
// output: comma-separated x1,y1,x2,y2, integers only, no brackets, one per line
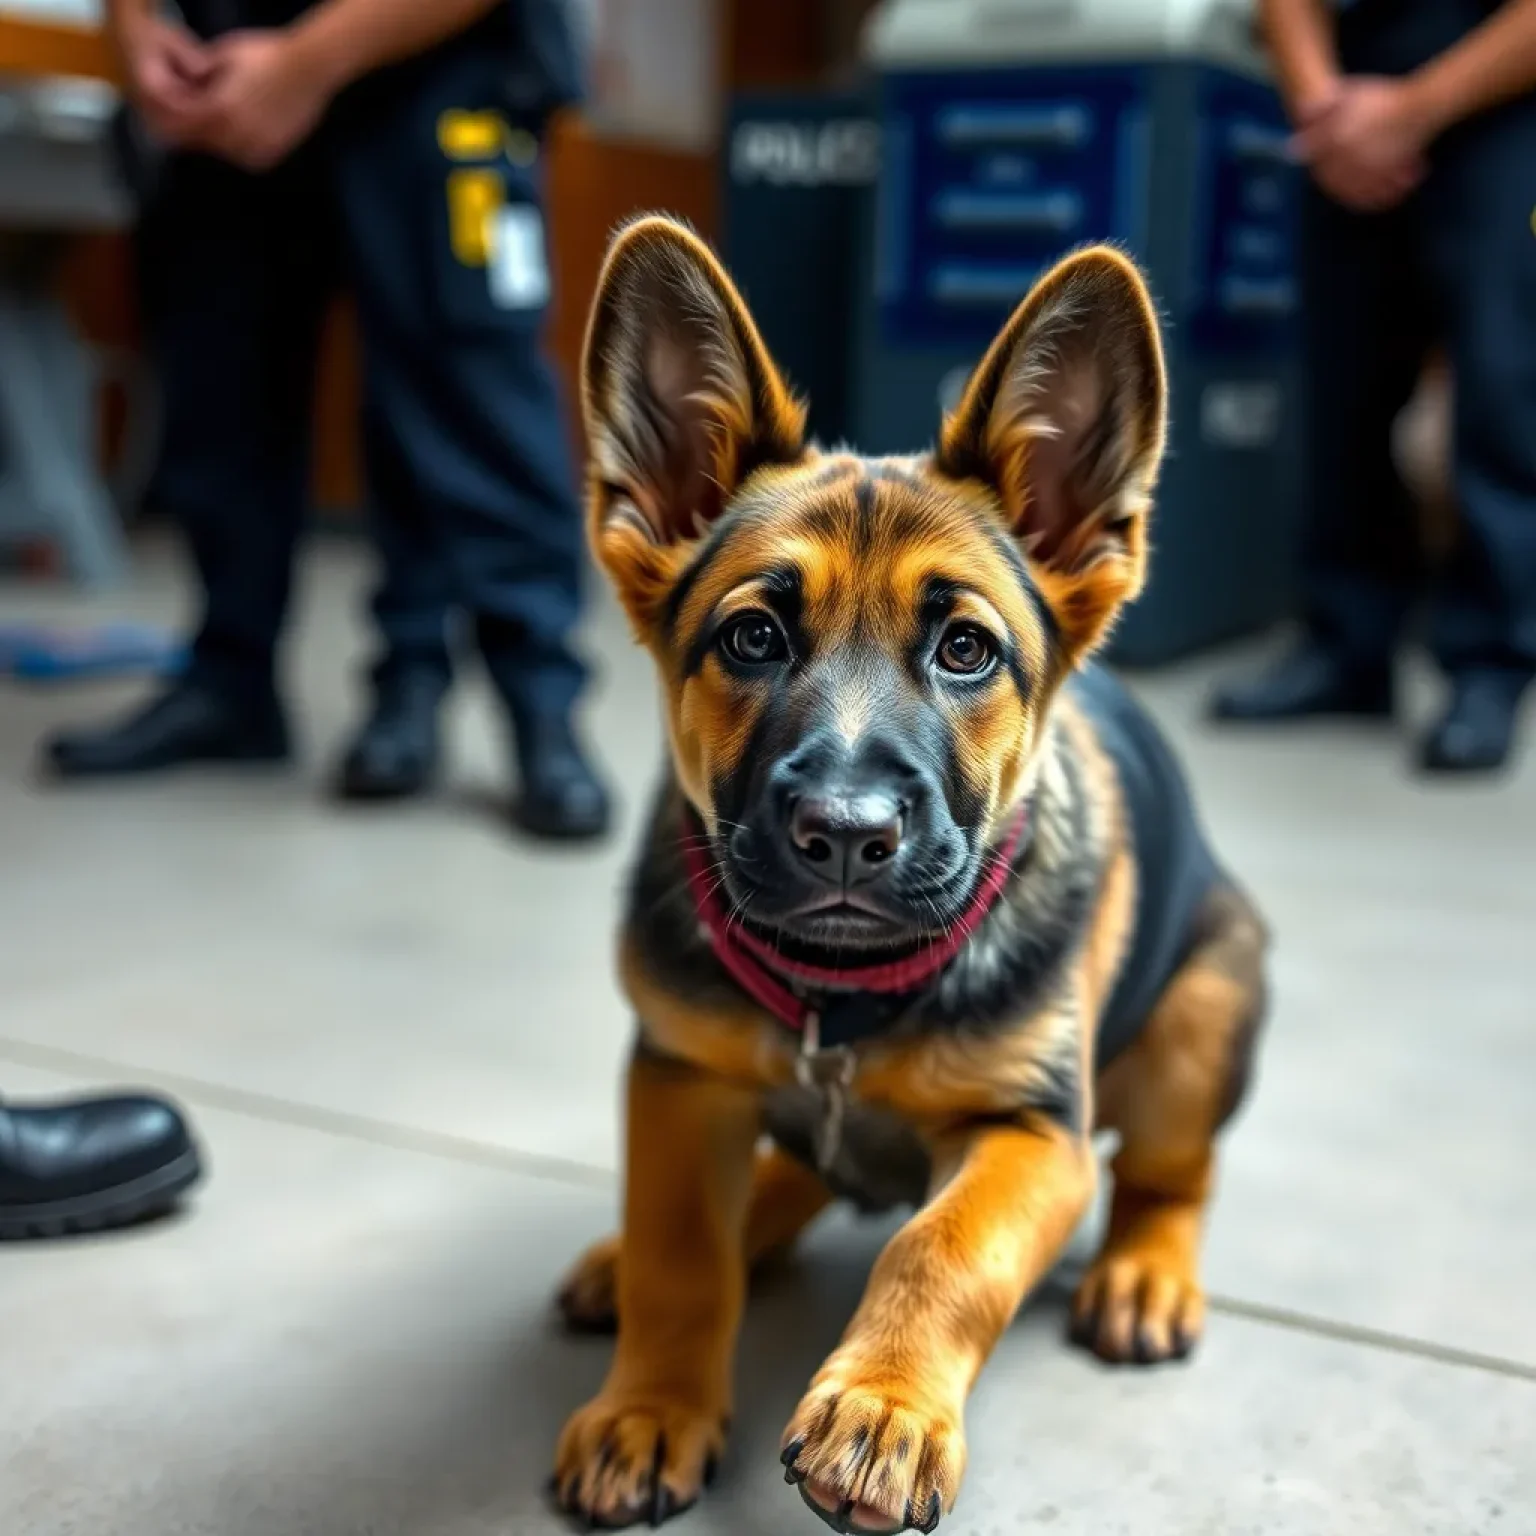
334,672,445,802
512,710,612,841
1418,670,1529,775
43,680,290,779
0,1091,203,1239
1209,642,1395,723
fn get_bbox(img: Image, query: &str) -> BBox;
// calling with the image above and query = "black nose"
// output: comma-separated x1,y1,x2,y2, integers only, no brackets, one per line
789,793,904,887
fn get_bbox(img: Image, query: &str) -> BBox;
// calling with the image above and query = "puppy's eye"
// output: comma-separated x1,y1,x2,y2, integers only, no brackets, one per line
719,610,787,667
937,623,995,676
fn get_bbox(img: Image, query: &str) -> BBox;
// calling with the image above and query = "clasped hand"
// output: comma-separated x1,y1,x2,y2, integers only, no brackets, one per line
119,14,336,172
1290,75,1434,213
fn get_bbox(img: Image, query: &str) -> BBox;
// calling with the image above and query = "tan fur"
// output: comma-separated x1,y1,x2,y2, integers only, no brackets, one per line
552,1052,757,1522
781,1121,1095,1528
1080,886,1267,1362
559,1146,835,1333
551,217,1264,1534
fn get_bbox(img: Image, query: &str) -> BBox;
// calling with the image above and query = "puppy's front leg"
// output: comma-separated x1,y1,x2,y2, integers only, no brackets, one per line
783,1120,1094,1534
554,1047,759,1528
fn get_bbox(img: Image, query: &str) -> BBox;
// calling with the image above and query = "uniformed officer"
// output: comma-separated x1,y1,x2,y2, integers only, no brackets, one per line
1212,0,1536,774
43,0,610,838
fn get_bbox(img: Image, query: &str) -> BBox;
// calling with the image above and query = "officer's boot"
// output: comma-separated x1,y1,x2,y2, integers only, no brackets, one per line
511,707,611,841
0,1090,203,1240
335,670,445,802
43,679,290,779
1418,669,1529,775
1209,640,1396,723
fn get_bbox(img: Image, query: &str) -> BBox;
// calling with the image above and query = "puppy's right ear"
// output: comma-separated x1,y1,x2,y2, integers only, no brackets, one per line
582,216,806,633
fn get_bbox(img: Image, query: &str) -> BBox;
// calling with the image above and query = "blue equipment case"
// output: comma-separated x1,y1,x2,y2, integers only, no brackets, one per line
854,47,1304,665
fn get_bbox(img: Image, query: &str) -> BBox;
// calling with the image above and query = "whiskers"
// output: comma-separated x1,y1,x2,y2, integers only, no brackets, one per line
659,816,759,937
899,850,963,958
667,812,983,970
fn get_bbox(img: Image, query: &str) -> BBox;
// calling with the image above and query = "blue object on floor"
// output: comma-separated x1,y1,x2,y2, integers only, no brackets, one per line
0,621,188,682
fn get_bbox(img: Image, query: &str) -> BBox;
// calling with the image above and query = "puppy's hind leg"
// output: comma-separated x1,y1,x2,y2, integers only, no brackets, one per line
1073,883,1268,1365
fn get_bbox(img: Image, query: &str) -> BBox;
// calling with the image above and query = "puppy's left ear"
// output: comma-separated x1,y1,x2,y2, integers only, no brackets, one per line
582,215,806,633
936,246,1167,660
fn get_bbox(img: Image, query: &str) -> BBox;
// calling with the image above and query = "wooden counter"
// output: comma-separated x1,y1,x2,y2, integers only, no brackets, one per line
0,14,117,83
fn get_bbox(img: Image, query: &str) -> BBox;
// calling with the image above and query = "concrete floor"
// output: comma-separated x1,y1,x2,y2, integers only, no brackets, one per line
3,536,1534,1536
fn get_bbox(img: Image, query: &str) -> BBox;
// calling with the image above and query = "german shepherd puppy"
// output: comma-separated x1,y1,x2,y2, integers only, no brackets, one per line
552,216,1267,1534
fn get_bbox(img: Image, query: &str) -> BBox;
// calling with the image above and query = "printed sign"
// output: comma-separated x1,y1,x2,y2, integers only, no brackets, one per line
730,118,879,187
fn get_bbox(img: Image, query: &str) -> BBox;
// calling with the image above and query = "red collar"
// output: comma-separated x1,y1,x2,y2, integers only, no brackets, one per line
682,807,1028,1037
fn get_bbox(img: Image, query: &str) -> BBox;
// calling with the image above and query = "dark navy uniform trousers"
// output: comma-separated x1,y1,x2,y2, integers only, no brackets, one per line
139,9,586,721
1303,0,1536,679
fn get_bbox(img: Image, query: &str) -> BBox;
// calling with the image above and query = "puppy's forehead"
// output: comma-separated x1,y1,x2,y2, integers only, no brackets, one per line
669,453,1047,645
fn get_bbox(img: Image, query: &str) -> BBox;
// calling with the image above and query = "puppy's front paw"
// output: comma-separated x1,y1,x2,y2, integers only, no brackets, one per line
551,1392,725,1529
781,1364,964,1534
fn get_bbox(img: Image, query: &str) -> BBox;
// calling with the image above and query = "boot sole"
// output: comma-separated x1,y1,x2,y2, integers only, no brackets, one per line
1415,747,1514,776
47,743,291,780
511,799,612,842
0,1146,203,1241
332,743,441,803
333,768,439,804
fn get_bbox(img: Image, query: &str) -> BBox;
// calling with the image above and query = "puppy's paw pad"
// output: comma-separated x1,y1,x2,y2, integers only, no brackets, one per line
1070,1254,1204,1365
552,1394,725,1529
555,1235,620,1333
781,1374,962,1533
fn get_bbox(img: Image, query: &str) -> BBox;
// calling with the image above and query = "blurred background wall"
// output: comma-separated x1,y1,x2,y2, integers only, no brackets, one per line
1,0,1450,608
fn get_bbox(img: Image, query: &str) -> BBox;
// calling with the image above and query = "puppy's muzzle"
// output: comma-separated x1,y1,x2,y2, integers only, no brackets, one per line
788,791,905,890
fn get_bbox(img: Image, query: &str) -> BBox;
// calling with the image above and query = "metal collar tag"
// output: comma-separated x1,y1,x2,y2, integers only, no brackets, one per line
794,1010,857,1172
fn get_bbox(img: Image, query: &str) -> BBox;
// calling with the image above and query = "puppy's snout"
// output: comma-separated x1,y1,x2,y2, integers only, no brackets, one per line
788,792,905,887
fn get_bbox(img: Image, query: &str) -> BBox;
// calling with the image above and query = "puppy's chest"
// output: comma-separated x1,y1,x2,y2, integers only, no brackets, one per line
762,1080,932,1213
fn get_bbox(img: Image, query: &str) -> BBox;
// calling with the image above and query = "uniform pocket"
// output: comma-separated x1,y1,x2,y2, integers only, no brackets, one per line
430,111,551,337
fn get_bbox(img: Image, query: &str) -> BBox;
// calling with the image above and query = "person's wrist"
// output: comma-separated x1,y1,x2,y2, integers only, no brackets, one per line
106,0,150,37
1288,69,1342,127
107,6,151,72
284,13,358,98
1397,68,1453,143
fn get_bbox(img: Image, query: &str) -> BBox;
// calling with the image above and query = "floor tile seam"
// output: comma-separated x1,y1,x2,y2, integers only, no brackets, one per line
0,1037,616,1190
7,1037,1534,1384
1201,1294,1536,1384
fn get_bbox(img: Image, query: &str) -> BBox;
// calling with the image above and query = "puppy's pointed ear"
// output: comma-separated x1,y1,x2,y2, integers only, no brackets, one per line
935,246,1167,660
582,215,806,631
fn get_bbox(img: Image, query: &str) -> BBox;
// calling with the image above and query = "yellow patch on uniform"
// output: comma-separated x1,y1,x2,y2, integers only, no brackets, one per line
447,168,504,267
437,109,503,161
